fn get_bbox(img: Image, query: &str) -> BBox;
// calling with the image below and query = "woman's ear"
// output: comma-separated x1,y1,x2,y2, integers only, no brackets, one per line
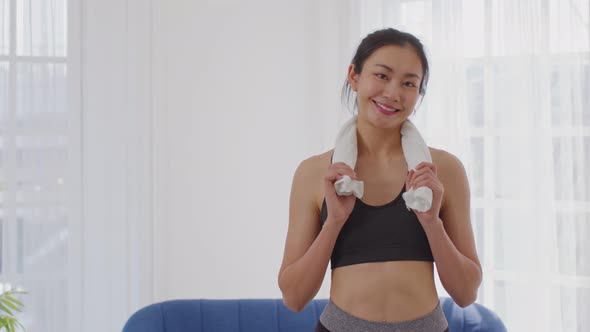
347,64,359,92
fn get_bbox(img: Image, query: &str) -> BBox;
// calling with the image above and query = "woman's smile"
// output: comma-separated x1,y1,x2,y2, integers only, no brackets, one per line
373,100,401,116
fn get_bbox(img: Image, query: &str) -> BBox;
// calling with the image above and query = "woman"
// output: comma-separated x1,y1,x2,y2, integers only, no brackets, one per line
278,28,482,332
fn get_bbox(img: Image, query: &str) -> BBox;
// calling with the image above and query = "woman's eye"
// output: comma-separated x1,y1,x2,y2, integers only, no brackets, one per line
404,82,417,87
376,73,388,80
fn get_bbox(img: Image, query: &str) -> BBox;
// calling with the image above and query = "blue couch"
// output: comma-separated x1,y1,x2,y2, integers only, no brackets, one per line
123,297,506,332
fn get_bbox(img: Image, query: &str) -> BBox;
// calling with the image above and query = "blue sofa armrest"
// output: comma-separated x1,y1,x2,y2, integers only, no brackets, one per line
122,302,165,332
440,297,506,332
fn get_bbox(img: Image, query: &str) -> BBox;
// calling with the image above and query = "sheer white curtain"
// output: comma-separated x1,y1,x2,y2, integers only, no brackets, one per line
1,0,154,331
359,0,589,331
0,0,70,331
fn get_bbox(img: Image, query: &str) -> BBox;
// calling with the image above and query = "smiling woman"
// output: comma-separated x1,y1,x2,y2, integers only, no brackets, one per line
278,28,482,332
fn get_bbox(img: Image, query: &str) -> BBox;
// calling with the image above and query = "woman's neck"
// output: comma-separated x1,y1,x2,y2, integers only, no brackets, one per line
355,117,404,161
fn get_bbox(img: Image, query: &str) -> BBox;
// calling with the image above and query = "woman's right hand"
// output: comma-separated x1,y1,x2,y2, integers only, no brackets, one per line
323,162,358,228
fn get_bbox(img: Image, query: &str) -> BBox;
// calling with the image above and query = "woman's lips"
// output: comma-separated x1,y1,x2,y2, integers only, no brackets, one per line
373,100,400,116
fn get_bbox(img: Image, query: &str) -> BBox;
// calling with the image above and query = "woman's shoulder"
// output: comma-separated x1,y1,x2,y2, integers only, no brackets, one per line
296,149,334,174
428,147,467,180
293,149,333,210
428,148,470,213
292,149,333,193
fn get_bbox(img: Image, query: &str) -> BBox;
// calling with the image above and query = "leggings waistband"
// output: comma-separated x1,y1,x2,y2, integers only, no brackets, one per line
319,300,448,332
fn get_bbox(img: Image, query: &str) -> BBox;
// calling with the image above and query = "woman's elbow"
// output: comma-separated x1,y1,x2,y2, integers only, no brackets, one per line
280,285,309,312
455,265,482,307
454,290,478,308
282,296,306,312
279,280,306,312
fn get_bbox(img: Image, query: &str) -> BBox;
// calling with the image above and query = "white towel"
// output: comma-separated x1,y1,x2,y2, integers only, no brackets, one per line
333,116,365,199
332,116,433,212
400,120,433,212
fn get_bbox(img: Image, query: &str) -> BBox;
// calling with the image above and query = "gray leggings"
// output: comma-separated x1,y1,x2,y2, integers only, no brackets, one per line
316,300,449,332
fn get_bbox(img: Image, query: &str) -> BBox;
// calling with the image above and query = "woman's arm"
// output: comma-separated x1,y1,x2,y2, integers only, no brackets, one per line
420,151,482,307
410,149,482,307
278,157,342,312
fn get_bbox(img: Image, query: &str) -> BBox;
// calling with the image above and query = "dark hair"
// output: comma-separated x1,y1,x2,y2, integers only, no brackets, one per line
342,28,430,112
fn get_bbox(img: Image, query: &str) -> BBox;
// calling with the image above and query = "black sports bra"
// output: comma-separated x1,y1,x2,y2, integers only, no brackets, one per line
320,183,434,269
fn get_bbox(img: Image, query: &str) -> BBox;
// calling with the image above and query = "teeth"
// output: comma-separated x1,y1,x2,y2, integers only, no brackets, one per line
375,101,398,112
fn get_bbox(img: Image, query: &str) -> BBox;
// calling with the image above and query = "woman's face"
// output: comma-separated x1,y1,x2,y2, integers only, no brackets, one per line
348,45,423,129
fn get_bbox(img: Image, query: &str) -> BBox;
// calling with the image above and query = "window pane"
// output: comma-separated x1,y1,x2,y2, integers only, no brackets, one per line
491,58,550,130
17,217,22,273
549,0,590,53
551,62,590,127
0,214,3,273
0,62,8,124
16,63,68,130
466,62,484,127
584,63,590,126
550,67,562,126
16,207,68,274
491,0,547,56
473,208,484,266
462,0,484,58
490,60,515,129
13,208,69,331
15,135,68,204
19,276,67,331
495,208,536,271
494,136,525,200
577,288,590,331
552,137,590,202
494,280,538,331
552,286,590,331
469,136,484,197
0,0,8,55
399,1,427,40
552,137,567,201
0,137,3,169
555,211,590,277
0,138,3,203
382,1,431,46
16,0,67,56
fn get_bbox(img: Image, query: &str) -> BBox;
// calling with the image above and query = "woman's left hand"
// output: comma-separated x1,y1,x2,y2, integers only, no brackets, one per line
406,162,444,225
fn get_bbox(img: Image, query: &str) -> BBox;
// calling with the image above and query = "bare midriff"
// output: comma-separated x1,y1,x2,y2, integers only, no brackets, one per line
329,260,439,322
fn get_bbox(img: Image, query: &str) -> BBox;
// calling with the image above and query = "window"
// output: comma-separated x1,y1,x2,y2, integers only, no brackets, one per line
361,0,590,331
0,0,69,330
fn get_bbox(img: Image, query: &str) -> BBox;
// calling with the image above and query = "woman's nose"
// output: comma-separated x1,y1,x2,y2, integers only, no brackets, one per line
382,82,401,102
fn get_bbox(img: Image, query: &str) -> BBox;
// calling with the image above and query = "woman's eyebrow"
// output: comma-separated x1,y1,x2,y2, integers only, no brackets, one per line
375,64,393,72
404,73,421,80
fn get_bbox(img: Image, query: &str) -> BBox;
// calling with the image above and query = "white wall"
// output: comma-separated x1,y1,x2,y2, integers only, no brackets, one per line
79,1,361,330
151,0,360,301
